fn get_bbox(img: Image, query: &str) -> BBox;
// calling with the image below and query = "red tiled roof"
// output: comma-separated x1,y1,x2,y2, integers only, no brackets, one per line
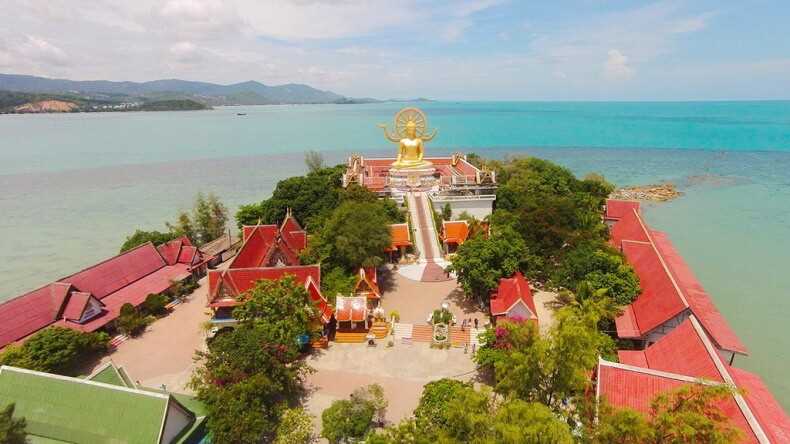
615,241,688,338
387,223,411,251
617,350,648,367
651,231,747,355
61,292,93,322
306,278,332,324
605,199,641,221
335,296,367,322
232,224,304,269
207,265,321,305
442,220,469,245
489,272,537,320
623,318,723,382
729,366,790,443
353,267,381,299
596,361,759,443
68,264,191,332
60,243,166,299
609,208,650,248
0,241,194,348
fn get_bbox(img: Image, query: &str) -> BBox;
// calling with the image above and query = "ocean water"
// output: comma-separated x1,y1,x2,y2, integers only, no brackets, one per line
1,102,789,408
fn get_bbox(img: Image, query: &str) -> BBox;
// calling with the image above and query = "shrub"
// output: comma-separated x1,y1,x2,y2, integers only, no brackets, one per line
0,327,109,375
116,303,149,336
142,293,169,316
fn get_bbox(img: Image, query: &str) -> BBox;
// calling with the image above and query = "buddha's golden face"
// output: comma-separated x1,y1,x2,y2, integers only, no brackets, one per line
406,121,417,138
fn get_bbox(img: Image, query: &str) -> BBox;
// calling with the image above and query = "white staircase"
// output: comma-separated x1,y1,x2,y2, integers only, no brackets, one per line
469,327,484,351
407,191,442,262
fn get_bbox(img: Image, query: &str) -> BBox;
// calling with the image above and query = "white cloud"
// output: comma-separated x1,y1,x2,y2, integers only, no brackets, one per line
21,36,69,66
604,49,634,80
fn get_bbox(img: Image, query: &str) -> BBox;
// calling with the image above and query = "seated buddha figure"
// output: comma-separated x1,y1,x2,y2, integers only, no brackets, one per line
380,112,437,169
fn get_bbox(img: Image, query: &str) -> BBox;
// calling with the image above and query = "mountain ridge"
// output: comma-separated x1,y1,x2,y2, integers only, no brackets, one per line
0,73,371,105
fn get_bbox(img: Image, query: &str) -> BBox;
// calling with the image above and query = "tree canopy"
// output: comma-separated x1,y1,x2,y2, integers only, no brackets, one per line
119,229,179,252
0,327,109,375
447,226,541,305
320,384,386,444
190,276,316,444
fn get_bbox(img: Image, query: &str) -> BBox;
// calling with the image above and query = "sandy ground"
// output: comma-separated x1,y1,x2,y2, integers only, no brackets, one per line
88,275,211,393
305,342,478,430
379,269,487,325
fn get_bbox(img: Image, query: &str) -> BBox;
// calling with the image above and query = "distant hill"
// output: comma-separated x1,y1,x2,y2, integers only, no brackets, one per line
0,73,368,106
0,89,209,114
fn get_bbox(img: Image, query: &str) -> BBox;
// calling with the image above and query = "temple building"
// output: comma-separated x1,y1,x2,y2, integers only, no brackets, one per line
441,220,470,255
489,272,538,324
385,222,413,262
205,212,332,331
352,267,381,310
0,237,206,349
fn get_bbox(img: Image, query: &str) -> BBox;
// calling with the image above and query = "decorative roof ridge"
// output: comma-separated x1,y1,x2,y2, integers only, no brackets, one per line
0,365,170,400
686,315,769,442
598,358,719,385
223,264,319,272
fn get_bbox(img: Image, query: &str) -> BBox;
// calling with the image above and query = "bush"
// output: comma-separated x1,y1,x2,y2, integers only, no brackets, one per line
321,399,375,444
142,293,169,316
0,327,109,375
116,303,149,336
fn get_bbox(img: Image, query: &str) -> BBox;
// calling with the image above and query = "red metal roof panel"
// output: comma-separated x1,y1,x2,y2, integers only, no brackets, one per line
605,199,641,221
609,209,650,248
642,318,723,382
489,272,537,319
619,241,687,336
61,292,92,322
651,231,747,355
728,366,790,443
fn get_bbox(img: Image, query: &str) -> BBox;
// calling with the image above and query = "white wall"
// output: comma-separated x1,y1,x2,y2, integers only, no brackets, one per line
430,195,496,221
161,398,194,443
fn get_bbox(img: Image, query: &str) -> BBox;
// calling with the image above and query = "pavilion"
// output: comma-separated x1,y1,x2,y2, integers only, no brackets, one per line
441,219,470,255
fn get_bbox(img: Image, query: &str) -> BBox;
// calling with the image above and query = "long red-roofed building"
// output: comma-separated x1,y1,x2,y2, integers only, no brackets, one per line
600,315,790,443
0,237,205,349
606,199,747,363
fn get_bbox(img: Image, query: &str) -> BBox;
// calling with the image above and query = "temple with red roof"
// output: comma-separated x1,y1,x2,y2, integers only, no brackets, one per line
352,267,381,310
606,199,748,364
441,220,469,255
489,272,538,324
0,237,206,349
598,315,790,443
385,223,412,262
205,212,331,330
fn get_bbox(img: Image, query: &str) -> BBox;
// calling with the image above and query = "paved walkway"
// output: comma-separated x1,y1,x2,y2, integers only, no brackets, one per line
305,342,478,428
87,275,211,393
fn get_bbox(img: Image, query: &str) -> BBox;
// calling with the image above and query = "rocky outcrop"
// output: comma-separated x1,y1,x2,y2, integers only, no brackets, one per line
610,183,681,202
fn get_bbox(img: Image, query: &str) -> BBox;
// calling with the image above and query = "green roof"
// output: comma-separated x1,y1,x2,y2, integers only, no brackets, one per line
86,362,130,387
0,366,171,443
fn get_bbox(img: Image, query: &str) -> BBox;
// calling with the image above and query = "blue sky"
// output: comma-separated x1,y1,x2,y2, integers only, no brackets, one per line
2,0,789,100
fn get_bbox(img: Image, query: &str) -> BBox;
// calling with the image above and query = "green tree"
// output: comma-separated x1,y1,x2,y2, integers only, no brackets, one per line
476,299,615,415
167,210,195,242
304,150,326,173
441,203,452,221
0,327,109,375
116,303,149,336
0,403,27,444
232,275,319,344
319,267,356,304
413,379,472,432
352,384,388,425
586,385,742,444
315,201,392,271
191,192,228,245
274,408,316,444
553,241,640,306
235,165,345,230
119,229,178,252
447,226,541,305
141,293,169,316
321,399,375,444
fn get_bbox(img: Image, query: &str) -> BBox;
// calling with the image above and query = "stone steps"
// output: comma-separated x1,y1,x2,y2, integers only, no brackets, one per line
450,327,470,347
411,324,434,343
334,332,368,343
370,322,389,339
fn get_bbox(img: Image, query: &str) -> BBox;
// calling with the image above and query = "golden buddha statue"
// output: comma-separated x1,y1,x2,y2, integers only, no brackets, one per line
379,107,437,169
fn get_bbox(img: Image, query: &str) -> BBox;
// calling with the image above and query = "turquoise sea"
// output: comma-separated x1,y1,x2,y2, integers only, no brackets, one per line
1,101,789,408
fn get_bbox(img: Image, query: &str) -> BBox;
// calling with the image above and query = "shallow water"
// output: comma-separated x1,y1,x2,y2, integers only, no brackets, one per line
1,102,789,408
